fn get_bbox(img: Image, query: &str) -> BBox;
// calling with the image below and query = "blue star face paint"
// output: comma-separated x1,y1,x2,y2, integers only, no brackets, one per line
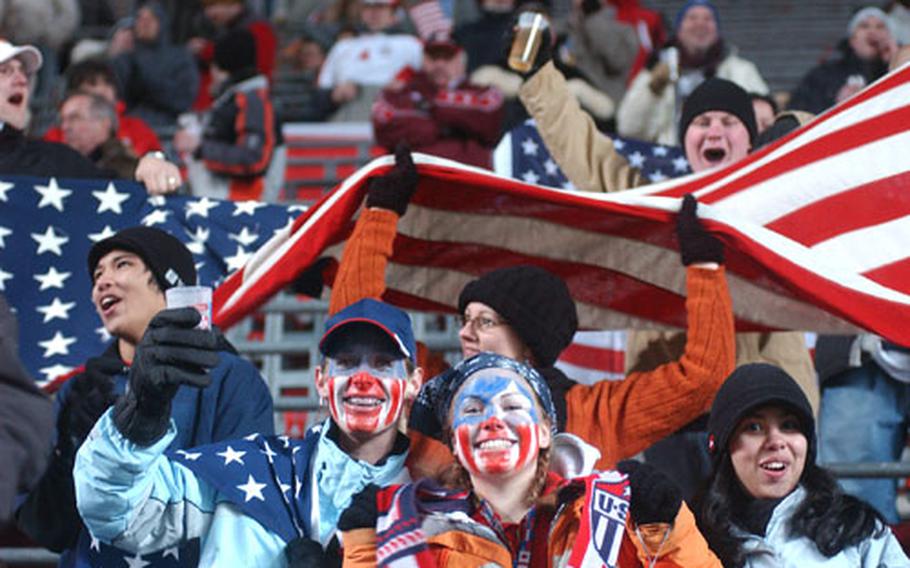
451,368,541,476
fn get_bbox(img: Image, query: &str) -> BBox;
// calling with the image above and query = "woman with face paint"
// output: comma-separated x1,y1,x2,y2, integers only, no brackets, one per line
338,353,722,567
326,146,736,484
696,363,909,567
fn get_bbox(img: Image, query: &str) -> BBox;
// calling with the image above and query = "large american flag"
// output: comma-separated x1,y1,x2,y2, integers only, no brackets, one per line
0,175,300,385
214,62,910,350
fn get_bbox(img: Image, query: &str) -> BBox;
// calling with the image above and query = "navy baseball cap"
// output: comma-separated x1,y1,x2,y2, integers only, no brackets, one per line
319,299,416,363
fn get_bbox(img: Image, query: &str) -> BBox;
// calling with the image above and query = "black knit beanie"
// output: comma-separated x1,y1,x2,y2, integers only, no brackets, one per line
88,226,196,291
678,78,757,146
214,28,257,74
457,265,578,367
707,363,815,463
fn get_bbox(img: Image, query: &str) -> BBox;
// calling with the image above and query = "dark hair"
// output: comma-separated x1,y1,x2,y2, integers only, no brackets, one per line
697,456,887,567
65,58,119,97
749,92,778,115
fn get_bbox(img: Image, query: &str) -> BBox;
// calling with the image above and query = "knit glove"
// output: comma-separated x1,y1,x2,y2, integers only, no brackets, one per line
365,144,418,217
676,194,724,266
57,356,123,456
337,484,379,531
617,460,682,525
285,537,341,568
112,308,220,446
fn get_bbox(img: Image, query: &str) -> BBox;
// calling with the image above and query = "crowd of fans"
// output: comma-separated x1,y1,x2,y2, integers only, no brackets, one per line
3,0,910,566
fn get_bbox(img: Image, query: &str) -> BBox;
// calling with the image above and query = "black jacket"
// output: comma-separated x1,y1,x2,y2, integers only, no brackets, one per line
0,126,106,178
789,40,889,115
0,294,54,525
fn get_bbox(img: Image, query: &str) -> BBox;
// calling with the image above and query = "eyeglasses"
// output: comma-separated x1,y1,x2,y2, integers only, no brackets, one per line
459,313,504,332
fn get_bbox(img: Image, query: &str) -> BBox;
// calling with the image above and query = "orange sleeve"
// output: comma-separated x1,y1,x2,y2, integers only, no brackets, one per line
328,207,400,316
565,266,735,469
341,528,378,567
628,502,722,568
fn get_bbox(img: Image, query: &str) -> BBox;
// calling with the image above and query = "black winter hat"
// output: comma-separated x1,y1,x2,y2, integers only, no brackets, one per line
678,78,757,146
707,363,815,462
457,265,578,367
88,226,196,292
214,28,257,74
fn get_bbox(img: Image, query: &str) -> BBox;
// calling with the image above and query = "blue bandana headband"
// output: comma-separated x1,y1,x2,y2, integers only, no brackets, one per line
409,352,559,443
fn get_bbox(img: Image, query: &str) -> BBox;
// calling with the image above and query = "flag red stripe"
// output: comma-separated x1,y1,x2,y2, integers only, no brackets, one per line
559,342,625,374
766,171,910,246
862,258,910,297
698,105,910,204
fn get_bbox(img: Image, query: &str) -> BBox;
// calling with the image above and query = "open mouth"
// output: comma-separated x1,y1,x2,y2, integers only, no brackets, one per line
476,439,514,450
99,295,121,314
343,396,385,408
7,93,24,106
760,461,787,472
702,148,727,164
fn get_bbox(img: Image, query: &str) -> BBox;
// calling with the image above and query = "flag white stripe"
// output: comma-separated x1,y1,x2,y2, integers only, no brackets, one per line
810,214,910,273
710,130,910,225
555,360,625,384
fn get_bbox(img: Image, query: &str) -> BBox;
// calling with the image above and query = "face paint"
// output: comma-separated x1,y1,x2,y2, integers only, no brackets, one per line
451,370,541,477
325,356,408,435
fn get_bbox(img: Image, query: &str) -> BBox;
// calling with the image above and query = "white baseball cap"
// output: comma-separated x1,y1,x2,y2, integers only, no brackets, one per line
0,40,42,75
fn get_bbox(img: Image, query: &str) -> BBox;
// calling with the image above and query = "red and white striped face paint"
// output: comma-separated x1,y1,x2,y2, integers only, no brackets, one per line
451,369,541,477
325,354,408,436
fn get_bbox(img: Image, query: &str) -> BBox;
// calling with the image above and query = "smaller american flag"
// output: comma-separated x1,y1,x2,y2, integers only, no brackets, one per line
0,175,301,385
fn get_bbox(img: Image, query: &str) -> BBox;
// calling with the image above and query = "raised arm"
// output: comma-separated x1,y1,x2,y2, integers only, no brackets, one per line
564,196,736,468
328,146,418,315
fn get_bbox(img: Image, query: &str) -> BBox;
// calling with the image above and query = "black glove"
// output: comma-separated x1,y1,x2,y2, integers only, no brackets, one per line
676,194,724,266
365,144,418,217
285,537,341,568
112,308,220,446
337,484,379,531
57,356,123,455
504,13,554,78
617,460,682,525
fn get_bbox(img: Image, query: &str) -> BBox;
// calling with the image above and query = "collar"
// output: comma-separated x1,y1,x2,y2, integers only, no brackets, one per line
312,419,410,543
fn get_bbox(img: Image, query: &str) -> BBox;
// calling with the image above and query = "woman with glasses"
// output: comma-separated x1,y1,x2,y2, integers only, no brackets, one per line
327,146,736,478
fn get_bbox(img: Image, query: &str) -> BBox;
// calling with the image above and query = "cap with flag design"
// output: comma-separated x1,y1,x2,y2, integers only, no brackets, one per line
319,299,416,363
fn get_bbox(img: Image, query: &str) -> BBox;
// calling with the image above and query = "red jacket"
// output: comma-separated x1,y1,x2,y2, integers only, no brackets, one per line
44,101,162,156
372,69,504,169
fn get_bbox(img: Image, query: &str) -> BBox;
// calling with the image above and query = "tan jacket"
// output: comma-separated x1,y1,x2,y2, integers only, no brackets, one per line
518,62,818,412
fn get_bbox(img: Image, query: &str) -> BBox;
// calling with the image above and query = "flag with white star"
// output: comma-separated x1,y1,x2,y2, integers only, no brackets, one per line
492,119,690,187
0,175,303,385
168,429,321,543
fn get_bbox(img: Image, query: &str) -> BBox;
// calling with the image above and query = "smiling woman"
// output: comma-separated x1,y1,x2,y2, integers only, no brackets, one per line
697,363,910,567
338,353,724,567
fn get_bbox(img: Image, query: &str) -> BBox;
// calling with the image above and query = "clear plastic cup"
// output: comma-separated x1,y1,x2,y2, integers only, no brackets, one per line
165,285,212,330
508,12,549,74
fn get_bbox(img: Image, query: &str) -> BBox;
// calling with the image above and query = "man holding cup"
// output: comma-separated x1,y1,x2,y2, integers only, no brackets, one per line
17,226,274,567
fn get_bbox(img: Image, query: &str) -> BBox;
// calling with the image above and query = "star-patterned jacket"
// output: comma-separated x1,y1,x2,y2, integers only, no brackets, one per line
20,344,274,568
74,415,409,567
